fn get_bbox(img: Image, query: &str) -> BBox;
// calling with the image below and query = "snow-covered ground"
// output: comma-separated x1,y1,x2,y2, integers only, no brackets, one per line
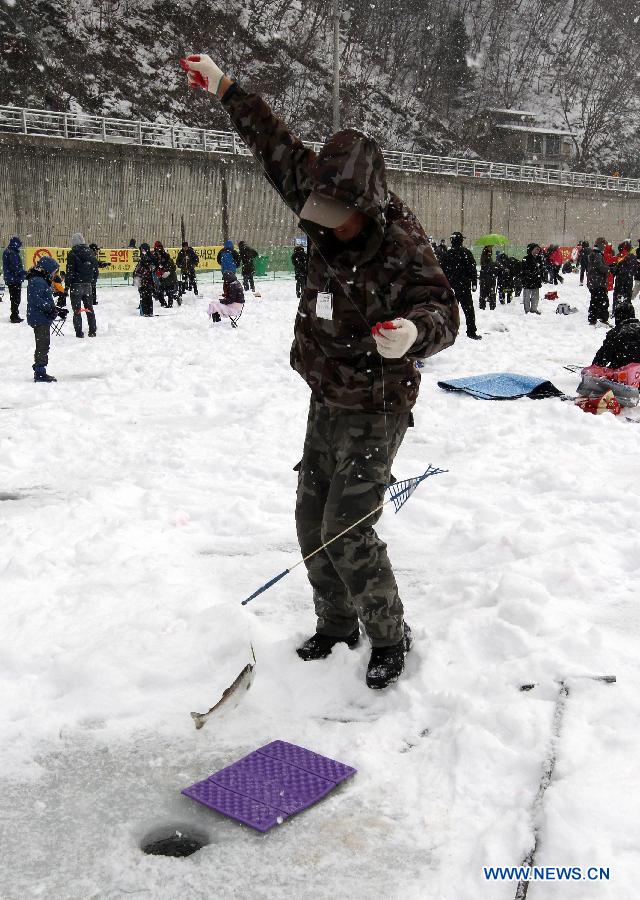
1,276,637,899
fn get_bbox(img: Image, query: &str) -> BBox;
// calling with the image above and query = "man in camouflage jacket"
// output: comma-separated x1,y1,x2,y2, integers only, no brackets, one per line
182,54,459,689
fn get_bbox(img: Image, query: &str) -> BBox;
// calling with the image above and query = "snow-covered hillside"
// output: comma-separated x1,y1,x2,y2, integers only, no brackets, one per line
0,275,636,898
1,0,639,169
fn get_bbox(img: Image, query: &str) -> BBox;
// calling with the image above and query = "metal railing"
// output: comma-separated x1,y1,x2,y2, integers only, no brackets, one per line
1,105,638,195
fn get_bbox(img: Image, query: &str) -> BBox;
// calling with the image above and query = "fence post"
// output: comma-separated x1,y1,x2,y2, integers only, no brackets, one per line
63,114,69,139
171,126,175,148
21,108,27,134
202,129,207,151
101,117,107,142
137,121,142,145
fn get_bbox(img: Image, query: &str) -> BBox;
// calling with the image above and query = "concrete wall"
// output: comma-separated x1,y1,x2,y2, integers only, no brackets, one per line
1,133,639,250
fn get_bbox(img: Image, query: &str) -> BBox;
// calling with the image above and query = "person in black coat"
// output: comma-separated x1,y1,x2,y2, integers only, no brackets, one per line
633,241,640,303
612,242,638,325
152,241,180,307
66,232,99,337
578,241,590,286
478,246,499,311
435,239,448,265
441,232,481,340
133,243,156,317
89,243,109,306
521,243,545,314
508,256,523,296
586,237,610,325
238,240,258,292
291,245,307,298
221,270,245,304
176,242,199,294
2,236,27,323
495,252,515,304
592,304,640,367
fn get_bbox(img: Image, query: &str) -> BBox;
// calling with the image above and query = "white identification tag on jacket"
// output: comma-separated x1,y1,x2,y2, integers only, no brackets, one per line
316,292,333,320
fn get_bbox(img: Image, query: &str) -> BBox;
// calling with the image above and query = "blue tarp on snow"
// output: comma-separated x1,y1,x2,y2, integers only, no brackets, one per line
437,372,563,400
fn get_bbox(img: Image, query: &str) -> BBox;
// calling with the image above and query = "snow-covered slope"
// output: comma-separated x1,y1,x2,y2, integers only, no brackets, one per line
1,0,638,168
0,275,636,898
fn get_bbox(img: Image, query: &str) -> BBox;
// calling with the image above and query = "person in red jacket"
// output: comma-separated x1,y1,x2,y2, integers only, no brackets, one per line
546,245,564,285
603,243,616,292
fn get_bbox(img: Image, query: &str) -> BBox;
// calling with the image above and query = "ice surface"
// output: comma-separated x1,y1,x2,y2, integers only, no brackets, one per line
0,277,636,898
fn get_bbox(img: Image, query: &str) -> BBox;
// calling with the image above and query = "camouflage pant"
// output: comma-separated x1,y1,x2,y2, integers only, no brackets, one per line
295,397,410,647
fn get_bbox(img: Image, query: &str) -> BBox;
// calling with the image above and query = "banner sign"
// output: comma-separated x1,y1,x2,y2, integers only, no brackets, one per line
25,245,224,274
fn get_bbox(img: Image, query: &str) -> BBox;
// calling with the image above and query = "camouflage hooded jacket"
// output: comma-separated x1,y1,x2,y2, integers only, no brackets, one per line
222,84,459,413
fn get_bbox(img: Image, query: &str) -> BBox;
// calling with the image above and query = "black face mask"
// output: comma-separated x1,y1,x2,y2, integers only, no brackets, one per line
319,220,374,255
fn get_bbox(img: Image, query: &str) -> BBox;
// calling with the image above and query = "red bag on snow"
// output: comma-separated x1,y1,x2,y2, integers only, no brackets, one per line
575,390,621,416
580,363,640,387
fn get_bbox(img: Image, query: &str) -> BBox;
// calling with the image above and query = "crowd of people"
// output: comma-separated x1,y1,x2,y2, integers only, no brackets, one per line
430,232,640,340
0,234,271,380
3,225,639,385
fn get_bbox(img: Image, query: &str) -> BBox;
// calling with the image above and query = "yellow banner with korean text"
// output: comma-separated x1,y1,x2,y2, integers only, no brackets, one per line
24,246,224,274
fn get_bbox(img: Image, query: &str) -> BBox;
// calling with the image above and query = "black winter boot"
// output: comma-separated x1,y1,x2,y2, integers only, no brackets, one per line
366,623,412,690
33,365,57,383
296,627,360,661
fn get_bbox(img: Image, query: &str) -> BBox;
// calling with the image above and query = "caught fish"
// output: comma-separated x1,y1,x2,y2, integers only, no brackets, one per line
190,646,256,730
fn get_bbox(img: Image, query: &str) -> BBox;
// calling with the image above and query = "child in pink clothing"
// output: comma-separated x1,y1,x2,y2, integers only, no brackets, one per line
208,271,245,322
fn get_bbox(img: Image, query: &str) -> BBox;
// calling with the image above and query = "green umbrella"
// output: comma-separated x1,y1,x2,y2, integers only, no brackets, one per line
473,233,509,246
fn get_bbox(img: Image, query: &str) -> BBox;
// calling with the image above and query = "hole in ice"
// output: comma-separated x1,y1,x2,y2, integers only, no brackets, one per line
140,824,209,858
0,492,25,501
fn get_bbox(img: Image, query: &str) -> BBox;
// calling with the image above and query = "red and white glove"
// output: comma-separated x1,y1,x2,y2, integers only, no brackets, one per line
371,318,418,359
179,54,225,95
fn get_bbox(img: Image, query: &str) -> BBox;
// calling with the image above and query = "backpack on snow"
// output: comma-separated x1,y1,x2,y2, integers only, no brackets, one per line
574,390,622,416
581,362,640,387
556,302,578,315
576,363,640,409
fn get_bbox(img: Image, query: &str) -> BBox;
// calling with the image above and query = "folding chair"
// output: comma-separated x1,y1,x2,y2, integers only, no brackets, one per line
51,308,69,337
208,300,244,328
228,304,244,329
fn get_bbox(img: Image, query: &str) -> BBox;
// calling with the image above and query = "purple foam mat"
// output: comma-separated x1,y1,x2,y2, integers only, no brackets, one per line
181,741,356,833
182,779,281,832
259,740,357,784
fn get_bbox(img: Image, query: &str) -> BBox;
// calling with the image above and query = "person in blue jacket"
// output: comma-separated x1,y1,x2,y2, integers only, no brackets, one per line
216,239,241,274
2,236,27,323
26,256,67,382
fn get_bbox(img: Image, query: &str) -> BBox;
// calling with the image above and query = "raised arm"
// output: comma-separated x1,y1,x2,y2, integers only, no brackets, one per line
181,54,316,216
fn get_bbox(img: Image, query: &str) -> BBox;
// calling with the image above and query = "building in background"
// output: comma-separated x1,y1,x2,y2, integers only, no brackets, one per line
474,108,575,170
